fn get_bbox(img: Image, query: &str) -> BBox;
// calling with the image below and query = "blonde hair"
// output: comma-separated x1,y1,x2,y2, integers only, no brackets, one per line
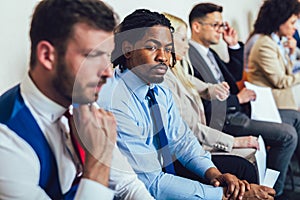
162,12,201,103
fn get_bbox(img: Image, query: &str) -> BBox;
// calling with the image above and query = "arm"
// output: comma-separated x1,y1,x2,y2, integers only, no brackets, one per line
226,44,244,82
112,107,222,199
223,22,244,81
199,124,235,152
109,146,155,200
73,105,116,199
0,113,115,200
98,83,223,199
166,90,250,200
205,167,249,200
190,75,230,101
0,124,52,199
73,105,116,186
75,104,154,200
164,72,235,152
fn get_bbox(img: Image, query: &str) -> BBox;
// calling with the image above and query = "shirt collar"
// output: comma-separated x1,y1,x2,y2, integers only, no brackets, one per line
189,39,210,56
20,73,67,123
271,32,281,45
116,67,158,102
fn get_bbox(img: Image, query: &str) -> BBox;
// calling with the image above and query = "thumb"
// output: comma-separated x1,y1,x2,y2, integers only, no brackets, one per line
211,179,220,187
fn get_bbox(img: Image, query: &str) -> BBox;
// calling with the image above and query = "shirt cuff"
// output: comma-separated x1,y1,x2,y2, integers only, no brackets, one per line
228,43,240,50
202,185,223,200
75,178,114,200
290,52,296,62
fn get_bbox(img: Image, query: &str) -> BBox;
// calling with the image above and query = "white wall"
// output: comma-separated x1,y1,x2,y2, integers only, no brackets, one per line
0,0,262,94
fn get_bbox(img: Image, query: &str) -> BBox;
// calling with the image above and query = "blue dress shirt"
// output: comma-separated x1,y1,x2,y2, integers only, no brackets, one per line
98,67,223,200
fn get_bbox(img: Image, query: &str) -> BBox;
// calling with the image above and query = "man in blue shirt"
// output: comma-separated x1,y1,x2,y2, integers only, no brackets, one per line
98,9,275,200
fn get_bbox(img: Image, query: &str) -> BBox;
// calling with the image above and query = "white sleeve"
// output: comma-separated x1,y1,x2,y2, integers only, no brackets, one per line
109,146,155,200
0,124,50,200
0,124,115,200
75,179,114,200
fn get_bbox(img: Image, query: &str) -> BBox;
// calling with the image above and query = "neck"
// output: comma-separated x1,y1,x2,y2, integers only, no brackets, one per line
191,35,210,48
29,70,70,108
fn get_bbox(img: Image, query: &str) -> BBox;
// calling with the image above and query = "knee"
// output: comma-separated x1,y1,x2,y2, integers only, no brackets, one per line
282,125,298,148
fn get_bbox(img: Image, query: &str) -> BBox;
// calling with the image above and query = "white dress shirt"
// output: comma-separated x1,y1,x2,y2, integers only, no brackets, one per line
0,73,154,200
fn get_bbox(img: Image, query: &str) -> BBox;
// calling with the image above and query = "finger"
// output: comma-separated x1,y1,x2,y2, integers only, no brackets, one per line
222,82,230,90
226,181,236,198
73,104,91,125
226,186,236,199
262,186,276,196
76,104,90,117
217,84,227,93
106,110,115,117
90,103,98,113
243,180,250,191
237,181,246,200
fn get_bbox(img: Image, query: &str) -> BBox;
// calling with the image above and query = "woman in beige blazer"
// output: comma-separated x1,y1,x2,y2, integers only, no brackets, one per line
162,13,259,162
247,0,300,171
248,0,300,110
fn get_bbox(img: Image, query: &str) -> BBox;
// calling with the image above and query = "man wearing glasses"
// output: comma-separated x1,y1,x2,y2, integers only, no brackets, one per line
188,3,298,197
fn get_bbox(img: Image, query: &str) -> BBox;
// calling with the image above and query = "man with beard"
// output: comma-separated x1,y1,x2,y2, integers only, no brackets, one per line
0,0,154,199
98,8,275,200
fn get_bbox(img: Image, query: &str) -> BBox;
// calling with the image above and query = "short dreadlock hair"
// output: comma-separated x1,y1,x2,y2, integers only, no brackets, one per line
111,9,176,72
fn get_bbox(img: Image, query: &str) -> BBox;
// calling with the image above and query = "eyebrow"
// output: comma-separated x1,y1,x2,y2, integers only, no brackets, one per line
144,39,173,47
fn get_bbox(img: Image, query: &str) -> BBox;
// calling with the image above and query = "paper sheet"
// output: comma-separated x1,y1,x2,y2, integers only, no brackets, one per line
255,135,267,184
244,81,282,123
262,169,280,188
255,135,280,187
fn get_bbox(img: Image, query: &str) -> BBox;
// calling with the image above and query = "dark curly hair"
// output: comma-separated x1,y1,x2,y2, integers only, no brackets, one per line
111,9,176,72
252,0,300,35
29,0,117,69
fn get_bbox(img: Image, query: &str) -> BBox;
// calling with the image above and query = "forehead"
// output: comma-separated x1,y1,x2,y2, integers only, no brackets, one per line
287,14,298,22
203,11,223,22
69,22,114,51
175,25,187,37
139,25,173,44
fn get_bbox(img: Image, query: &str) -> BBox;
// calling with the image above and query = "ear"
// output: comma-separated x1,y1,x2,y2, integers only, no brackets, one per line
36,41,56,71
192,21,201,33
122,41,133,59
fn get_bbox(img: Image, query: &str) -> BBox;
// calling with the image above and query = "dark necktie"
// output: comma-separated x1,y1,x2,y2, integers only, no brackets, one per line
63,110,85,182
146,88,176,174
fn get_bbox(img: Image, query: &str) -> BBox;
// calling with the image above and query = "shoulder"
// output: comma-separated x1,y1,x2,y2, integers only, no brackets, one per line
252,35,277,54
0,123,40,168
97,71,124,109
163,70,177,90
256,35,276,47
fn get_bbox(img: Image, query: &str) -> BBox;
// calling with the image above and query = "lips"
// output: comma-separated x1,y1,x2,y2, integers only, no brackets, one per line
95,79,106,92
155,67,167,74
154,64,168,73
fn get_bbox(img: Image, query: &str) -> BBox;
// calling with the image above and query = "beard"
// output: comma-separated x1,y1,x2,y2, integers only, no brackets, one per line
52,58,74,104
52,57,95,105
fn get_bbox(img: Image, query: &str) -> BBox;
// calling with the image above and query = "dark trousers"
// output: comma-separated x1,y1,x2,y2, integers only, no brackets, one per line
222,112,297,195
279,109,300,165
174,154,258,184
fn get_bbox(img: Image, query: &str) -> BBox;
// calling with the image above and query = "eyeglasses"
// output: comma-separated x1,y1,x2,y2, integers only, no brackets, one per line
198,21,227,31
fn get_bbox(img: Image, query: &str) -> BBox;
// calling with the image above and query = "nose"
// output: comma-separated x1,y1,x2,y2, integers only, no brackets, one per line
156,48,168,63
293,24,297,31
100,65,113,78
217,28,224,34
185,43,189,51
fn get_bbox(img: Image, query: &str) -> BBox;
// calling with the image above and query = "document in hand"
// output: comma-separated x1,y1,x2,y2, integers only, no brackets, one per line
255,135,280,187
244,81,282,123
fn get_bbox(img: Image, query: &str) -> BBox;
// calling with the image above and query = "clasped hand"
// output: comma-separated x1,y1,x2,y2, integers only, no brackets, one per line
73,104,117,166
